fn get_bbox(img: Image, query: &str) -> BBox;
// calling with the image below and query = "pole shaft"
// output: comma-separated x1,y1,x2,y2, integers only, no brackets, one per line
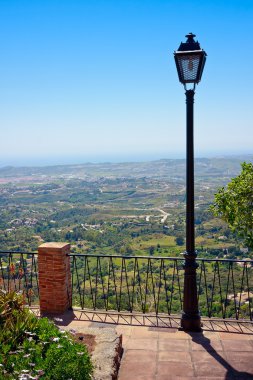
186,89,195,254
181,89,201,332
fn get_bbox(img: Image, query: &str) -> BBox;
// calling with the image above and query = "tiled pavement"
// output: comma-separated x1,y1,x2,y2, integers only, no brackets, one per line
117,326,253,379
36,309,253,380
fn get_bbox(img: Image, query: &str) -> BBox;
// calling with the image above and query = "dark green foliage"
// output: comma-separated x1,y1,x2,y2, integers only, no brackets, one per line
175,236,185,246
0,291,93,380
210,162,253,249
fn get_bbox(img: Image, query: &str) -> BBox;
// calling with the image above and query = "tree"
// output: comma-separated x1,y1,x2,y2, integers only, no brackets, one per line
210,162,253,249
175,236,185,246
149,246,155,255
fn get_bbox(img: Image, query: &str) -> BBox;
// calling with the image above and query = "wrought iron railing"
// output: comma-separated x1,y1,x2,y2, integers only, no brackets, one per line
0,251,39,306
197,258,253,320
1,250,252,320
70,254,183,315
69,254,253,320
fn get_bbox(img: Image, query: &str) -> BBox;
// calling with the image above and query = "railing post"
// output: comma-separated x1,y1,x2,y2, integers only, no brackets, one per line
38,242,71,315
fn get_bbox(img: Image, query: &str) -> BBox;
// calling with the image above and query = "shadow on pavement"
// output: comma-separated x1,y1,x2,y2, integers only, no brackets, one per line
189,332,253,379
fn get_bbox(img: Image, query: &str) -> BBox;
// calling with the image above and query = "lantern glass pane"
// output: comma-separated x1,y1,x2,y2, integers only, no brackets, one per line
177,54,201,83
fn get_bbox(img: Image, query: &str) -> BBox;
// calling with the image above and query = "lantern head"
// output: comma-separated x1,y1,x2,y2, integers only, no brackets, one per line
174,33,207,89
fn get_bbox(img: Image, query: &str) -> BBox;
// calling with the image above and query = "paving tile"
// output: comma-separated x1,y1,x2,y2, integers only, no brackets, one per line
193,362,228,377
118,360,156,379
157,377,197,380
159,377,225,380
121,335,131,346
225,360,253,374
130,326,159,339
119,372,154,380
219,332,252,340
201,331,220,340
226,351,253,363
192,378,225,380
115,325,133,337
158,350,191,362
190,339,223,351
157,362,194,377
153,327,178,333
221,339,253,351
124,338,158,351
158,330,190,340
191,351,227,363
159,339,190,351
122,349,156,362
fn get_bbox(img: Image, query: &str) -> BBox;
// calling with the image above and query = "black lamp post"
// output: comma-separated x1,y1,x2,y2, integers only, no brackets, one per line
174,33,207,331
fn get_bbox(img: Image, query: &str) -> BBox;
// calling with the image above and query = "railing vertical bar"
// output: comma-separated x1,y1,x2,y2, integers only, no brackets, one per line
0,257,7,291
106,258,111,311
149,259,157,315
224,262,232,319
201,261,210,318
74,255,83,309
156,258,163,315
169,261,176,314
217,261,224,318
210,261,218,318
238,263,246,320
230,262,237,319
197,258,203,304
245,264,252,321
118,257,124,312
123,258,132,312
97,257,107,310
20,253,30,305
70,256,74,309
86,257,96,310
144,258,151,314
163,260,170,315
110,257,119,312
135,258,144,313
176,260,183,310
131,258,137,312
81,256,87,309
94,257,99,310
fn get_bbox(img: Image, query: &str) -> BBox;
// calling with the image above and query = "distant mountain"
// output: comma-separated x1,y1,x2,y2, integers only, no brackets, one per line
0,155,252,180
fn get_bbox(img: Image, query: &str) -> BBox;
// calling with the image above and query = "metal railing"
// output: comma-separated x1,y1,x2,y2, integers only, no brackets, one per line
0,251,39,306
1,250,252,320
69,254,253,320
197,258,253,320
70,254,183,315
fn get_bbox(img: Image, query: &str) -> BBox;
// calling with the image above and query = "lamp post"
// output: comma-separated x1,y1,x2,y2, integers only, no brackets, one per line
174,33,207,331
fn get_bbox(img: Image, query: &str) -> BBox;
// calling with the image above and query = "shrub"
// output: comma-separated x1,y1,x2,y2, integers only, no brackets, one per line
0,291,93,379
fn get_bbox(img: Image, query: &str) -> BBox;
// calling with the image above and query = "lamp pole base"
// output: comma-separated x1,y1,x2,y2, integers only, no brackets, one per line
180,312,202,332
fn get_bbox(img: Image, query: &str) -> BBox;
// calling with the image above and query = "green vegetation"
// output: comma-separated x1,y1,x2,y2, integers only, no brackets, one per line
1,157,253,321
0,290,93,379
211,162,253,250
1,157,252,260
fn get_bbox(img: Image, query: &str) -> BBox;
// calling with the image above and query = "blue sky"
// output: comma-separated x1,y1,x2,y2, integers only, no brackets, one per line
0,0,252,166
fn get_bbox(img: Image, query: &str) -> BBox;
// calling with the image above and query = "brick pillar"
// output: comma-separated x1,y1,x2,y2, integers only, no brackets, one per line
38,242,72,315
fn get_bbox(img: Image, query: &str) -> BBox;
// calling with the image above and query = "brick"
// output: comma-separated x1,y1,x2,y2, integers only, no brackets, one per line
38,242,71,315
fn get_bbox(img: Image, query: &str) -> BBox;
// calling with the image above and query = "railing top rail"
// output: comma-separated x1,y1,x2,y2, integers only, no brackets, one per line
68,253,184,260
68,252,253,263
197,257,253,263
0,251,37,255
0,250,252,264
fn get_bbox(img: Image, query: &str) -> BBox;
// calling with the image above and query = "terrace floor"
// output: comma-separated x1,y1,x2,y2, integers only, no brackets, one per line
35,309,253,380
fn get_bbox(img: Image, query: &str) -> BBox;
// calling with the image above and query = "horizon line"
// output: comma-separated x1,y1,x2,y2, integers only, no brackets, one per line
0,153,253,169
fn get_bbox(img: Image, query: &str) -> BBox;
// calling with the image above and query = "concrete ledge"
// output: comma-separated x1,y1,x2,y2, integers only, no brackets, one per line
64,326,123,380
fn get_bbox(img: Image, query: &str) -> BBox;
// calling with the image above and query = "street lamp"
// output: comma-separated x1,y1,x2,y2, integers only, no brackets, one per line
174,33,207,331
